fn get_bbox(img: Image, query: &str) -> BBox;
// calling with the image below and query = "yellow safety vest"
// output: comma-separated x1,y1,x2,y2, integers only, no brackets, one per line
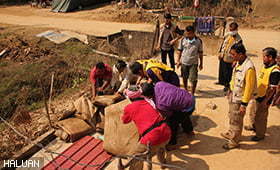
137,59,174,72
257,64,280,98
137,59,173,81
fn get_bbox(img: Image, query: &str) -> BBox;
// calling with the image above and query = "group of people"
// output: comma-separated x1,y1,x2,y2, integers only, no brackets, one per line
89,58,197,169
88,13,280,169
220,44,280,149
216,21,280,149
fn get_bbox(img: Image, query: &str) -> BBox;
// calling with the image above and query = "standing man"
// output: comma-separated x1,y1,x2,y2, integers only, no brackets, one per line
244,47,280,141
157,13,183,70
220,43,257,150
176,25,203,95
89,62,112,98
217,22,242,92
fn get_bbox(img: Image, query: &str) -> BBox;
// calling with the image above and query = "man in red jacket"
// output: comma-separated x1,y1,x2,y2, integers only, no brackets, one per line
89,62,112,98
121,85,171,170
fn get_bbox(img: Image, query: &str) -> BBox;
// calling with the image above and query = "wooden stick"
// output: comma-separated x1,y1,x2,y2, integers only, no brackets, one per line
151,19,160,55
0,48,8,57
146,143,152,170
48,72,54,113
92,49,121,59
40,80,53,128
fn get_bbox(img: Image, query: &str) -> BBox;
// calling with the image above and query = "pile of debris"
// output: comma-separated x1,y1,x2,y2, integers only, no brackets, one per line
0,36,53,62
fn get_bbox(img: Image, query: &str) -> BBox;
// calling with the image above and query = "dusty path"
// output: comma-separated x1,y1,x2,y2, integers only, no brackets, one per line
1,5,279,170
0,14,154,37
0,6,154,36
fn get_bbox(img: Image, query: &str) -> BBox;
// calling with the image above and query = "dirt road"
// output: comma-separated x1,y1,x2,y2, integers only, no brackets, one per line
0,6,154,36
1,5,279,170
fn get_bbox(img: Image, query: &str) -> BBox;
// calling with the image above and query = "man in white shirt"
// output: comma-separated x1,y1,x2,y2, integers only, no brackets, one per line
111,60,138,95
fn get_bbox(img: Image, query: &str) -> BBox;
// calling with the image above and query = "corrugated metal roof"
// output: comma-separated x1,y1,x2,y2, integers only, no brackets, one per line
43,136,112,170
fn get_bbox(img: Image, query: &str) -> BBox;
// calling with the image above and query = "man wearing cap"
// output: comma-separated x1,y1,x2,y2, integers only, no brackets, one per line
157,13,183,70
217,22,242,92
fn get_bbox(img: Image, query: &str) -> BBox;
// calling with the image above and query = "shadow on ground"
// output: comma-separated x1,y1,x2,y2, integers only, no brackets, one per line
164,115,225,169
196,89,225,98
166,151,210,170
198,74,217,80
192,115,217,132
241,125,280,154
165,132,228,170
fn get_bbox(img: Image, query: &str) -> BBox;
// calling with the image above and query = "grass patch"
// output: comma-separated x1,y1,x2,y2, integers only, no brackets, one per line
0,123,7,132
0,30,117,119
0,61,9,67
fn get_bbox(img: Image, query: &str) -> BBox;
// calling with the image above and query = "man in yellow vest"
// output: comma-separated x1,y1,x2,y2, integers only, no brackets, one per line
129,59,180,87
220,43,257,149
245,47,280,141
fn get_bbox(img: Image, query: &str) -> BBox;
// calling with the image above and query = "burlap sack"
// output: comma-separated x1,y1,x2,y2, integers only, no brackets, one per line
55,118,94,142
103,99,139,155
94,94,124,107
73,95,97,128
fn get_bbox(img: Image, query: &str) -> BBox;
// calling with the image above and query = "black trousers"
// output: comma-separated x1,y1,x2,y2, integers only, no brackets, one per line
167,111,193,145
218,59,233,88
161,48,175,70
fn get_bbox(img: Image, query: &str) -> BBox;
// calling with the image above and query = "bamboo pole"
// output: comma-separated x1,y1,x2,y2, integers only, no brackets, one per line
92,49,120,59
40,80,53,128
151,19,160,55
48,72,54,113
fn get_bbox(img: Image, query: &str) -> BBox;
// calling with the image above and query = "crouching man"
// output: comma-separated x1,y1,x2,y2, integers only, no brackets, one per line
120,86,171,170
89,62,112,99
141,82,195,150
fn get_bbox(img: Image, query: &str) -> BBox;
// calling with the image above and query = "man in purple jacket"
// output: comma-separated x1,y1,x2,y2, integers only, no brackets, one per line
141,81,195,147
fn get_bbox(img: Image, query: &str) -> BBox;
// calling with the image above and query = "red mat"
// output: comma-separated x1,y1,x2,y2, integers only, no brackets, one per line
43,136,112,170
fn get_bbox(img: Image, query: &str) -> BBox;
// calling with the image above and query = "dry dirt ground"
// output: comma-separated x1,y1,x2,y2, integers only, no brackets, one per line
0,4,280,170
106,29,280,170
0,3,280,35
0,5,156,36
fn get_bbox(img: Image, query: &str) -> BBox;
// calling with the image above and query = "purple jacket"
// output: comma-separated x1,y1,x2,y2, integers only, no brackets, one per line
154,81,194,117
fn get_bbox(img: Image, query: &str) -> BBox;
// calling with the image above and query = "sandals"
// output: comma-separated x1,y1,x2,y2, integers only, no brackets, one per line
220,132,231,140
